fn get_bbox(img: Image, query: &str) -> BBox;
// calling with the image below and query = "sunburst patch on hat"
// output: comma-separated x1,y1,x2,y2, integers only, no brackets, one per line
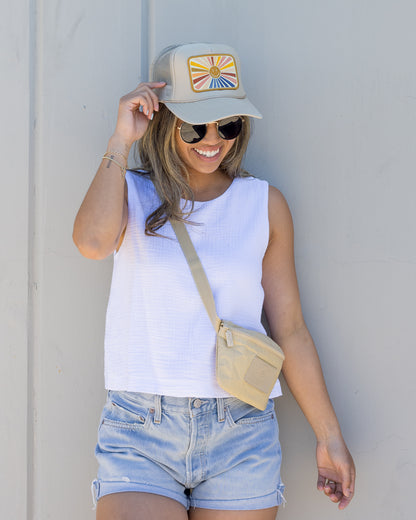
188,54,239,92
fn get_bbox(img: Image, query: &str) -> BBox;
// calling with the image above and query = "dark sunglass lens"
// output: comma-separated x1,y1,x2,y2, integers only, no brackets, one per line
180,123,207,144
218,116,243,140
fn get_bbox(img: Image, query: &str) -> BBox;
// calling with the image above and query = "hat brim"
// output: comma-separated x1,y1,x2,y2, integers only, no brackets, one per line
162,96,262,124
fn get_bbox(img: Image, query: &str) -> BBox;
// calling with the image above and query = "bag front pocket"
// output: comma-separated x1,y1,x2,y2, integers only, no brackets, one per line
216,321,284,410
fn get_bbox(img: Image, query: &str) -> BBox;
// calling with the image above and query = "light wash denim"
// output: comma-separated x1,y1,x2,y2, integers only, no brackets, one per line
92,390,285,510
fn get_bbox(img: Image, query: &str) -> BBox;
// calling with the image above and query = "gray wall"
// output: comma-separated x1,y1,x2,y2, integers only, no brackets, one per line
1,1,415,518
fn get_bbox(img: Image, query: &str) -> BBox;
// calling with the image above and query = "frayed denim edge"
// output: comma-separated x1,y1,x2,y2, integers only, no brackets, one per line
277,484,287,507
91,479,99,510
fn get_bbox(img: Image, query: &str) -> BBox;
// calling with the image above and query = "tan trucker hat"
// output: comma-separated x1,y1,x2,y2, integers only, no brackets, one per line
149,42,262,124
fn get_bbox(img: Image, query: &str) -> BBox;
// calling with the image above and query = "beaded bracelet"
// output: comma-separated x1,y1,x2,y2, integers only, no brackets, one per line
102,153,127,180
106,149,128,163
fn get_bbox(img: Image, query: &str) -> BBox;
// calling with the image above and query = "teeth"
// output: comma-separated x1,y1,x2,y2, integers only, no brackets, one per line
194,148,220,158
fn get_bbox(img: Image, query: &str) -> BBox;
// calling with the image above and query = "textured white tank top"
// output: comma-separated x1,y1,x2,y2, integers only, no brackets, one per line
104,171,282,398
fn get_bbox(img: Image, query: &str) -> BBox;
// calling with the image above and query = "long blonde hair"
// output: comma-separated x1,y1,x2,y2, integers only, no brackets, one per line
135,104,251,236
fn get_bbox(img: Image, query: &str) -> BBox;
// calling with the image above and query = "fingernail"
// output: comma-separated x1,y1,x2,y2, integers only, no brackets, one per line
150,113,154,120
146,109,149,116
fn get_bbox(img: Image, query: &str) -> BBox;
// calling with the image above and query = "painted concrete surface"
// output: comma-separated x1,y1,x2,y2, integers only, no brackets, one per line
0,1,30,518
1,1,415,518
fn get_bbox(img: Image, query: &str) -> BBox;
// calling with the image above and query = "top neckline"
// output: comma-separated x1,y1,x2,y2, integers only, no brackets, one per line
182,177,238,206
127,169,242,206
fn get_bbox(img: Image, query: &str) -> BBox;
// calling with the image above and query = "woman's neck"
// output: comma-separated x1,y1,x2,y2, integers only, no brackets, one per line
188,169,232,202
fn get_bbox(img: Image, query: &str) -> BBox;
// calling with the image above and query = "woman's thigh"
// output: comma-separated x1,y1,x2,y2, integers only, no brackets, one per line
189,506,278,520
96,492,188,520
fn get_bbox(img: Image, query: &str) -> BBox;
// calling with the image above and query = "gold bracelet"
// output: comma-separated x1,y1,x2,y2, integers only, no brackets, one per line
106,149,128,163
102,153,127,180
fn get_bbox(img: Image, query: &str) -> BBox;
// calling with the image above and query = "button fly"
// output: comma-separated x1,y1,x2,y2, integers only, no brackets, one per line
193,399,202,408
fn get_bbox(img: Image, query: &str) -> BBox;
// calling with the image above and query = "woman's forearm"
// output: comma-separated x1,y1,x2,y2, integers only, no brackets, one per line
280,323,343,441
72,135,130,259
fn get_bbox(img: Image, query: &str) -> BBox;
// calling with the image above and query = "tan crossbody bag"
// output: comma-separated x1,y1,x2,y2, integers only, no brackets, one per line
170,219,285,411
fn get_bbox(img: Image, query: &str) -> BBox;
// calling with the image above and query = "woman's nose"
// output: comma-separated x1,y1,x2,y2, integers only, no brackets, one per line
203,123,220,142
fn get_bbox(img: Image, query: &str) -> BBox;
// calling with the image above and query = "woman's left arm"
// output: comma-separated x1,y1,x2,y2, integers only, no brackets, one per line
262,186,356,510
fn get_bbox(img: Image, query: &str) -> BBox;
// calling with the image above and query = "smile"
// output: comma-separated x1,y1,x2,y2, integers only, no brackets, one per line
193,147,220,158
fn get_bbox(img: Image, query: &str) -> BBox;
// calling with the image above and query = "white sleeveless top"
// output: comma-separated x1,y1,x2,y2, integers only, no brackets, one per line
104,171,282,398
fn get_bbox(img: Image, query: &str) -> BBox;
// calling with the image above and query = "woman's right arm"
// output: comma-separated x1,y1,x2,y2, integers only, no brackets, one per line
72,82,165,259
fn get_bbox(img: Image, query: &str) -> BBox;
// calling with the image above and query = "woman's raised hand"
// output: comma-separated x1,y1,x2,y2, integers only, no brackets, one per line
112,82,166,147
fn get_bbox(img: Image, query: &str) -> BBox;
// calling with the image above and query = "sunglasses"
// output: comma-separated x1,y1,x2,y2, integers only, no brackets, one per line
177,116,243,144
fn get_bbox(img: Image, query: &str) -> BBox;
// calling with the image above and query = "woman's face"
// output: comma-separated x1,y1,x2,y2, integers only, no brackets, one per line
174,120,236,178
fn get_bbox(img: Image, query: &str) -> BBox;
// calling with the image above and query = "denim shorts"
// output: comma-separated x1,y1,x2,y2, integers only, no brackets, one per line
92,390,285,511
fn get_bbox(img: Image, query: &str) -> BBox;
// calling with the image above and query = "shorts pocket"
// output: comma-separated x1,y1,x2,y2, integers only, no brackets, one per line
100,391,151,430
225,399,276,427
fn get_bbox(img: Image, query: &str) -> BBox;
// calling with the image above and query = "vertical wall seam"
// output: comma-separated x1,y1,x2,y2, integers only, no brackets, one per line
27,0,42,518
140,0,149,80
27,0,35,515
148,0,155,74
140,0,155,81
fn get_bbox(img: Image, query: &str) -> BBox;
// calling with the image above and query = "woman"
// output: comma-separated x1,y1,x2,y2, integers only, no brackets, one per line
73,43,355,520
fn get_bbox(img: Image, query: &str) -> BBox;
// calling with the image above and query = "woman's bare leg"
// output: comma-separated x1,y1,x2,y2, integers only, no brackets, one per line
189,506,278,520
96,492,188,520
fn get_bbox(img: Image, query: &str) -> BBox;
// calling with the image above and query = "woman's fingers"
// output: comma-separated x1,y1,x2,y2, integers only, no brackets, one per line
112,82,166,144
323,479,337,497
318,472,354,510
129,90,154,119
327,481,343,503
135,81,167,90
320,475,354,510
121,90,152,119
339,467,355,509
316,473,326,492
127,82,166,118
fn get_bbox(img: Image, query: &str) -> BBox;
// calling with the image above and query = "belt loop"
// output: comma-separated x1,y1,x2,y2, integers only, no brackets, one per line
154,395,162,424
217,398,225,422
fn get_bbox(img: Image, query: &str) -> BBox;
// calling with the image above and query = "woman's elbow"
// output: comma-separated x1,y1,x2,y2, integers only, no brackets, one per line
72,230,114,260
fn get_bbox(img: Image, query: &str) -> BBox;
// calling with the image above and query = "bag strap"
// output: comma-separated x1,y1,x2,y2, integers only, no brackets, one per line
170,219,221,333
